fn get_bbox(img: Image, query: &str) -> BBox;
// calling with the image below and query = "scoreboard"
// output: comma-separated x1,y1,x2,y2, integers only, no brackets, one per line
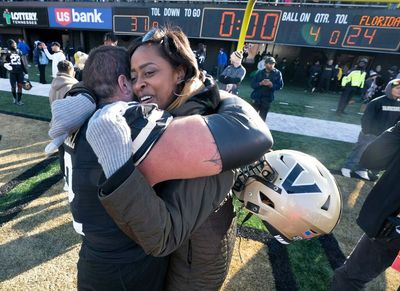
113,4,400,53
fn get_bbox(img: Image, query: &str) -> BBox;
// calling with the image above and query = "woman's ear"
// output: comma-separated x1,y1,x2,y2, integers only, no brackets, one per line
176,66,186,83
117,75,132,99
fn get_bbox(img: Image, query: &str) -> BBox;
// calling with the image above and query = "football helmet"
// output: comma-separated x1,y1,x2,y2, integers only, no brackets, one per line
233,150,342,244
22,79,33,91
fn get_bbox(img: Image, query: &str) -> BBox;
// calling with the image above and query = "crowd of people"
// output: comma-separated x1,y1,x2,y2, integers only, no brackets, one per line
1,36,94,105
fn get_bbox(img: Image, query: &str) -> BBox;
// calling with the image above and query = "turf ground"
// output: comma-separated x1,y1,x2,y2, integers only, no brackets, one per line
0,65,399,290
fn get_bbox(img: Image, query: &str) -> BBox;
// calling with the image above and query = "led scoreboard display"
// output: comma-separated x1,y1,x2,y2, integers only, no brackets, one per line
113,5,400,53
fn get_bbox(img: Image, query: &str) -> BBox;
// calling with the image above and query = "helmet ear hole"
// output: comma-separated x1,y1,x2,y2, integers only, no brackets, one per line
321,195,330,211
260,192,274,208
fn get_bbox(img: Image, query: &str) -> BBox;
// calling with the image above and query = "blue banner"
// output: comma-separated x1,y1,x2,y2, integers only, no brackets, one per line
48,7,111,29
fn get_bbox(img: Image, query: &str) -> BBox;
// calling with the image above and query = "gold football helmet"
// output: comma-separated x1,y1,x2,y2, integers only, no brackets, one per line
233,150,342,244
22,80,32,91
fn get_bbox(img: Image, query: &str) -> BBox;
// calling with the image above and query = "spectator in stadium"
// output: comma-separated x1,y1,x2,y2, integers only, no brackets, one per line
64,41,75,62
289,57,302,84
242,43,249,62
73,51,88,82
359,72,385,113
103,32,118,46
43,42,66,78
318,59,335,93
194,43,206,70
332,117,400,290
369,64,382,78
0,48,6,78
48,60,78,104
332,63,343,93
48,40,271,290
3,39,28,105
218,50,246,95
336,58,367,115
341,79,400,181
17,38,30,68
254,51,262,69
216,47,228,78
306,60,321,93
33,41,49,84
276,57,288,80
250,56,284,121
386,65,398,82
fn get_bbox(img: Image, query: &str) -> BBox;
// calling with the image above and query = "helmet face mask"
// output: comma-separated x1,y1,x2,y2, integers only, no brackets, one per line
233,150,342,244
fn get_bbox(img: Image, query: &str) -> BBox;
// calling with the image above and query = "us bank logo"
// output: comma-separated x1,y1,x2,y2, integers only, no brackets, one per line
48,7,111,29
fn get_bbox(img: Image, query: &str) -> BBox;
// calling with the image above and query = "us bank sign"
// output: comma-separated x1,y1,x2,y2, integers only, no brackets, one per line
48,7,112,30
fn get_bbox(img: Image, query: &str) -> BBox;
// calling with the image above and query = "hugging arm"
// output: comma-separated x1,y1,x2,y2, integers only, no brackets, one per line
86,92,272,255
88,92,273,185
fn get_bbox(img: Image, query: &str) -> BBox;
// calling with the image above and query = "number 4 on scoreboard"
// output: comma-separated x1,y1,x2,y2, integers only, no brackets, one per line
309,25,320,42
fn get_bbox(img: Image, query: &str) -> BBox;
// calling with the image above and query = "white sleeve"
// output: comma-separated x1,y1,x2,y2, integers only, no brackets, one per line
257,60,265,71
44,48,53,60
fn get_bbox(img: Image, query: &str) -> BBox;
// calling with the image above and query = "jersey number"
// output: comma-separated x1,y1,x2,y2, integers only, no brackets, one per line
10,54,21,65
64,152,85,236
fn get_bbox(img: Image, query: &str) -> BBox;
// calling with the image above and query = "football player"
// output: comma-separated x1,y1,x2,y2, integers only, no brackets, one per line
4,39,28,105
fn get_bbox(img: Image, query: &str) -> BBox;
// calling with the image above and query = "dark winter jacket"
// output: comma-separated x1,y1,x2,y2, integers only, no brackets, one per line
99,81,273,290
358,121,400,238
62,122,165,265
33,47,48,66
5,48,27,74
250,68,283,103
361,95,400,136
320,64,334,79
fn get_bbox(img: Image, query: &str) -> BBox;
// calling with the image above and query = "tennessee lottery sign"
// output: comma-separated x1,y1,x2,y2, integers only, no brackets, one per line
1,7,48,27
48,7,112,30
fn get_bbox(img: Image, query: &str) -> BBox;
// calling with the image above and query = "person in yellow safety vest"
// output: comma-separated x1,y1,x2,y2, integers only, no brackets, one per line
336,58,367,115
336,65,343,82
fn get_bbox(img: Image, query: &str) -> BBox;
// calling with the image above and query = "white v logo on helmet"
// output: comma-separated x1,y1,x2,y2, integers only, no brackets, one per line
282,163,321,194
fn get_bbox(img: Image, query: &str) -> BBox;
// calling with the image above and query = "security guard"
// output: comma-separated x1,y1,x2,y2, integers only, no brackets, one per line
336,58,367,115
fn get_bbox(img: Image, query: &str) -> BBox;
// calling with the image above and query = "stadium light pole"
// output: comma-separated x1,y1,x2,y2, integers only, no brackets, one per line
237,0,257,52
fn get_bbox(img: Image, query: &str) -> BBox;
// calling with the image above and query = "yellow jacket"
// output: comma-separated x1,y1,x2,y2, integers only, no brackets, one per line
341,70,366,88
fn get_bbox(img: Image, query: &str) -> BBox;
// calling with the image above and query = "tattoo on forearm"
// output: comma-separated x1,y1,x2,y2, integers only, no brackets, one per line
204,145,222,169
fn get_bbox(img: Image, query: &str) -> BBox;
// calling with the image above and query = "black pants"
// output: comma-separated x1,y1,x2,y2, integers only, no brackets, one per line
77,256,169,291
331,234,400,291
318,77,331,92
337,86,358,114
9,72,24,89
252,100,271,122
38,64,47,84
307,76,318,91
9,72,23,102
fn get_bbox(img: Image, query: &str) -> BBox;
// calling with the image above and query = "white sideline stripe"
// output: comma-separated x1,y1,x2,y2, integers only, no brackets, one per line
0,78,360,143
266,112,360,143
1,77,51,97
